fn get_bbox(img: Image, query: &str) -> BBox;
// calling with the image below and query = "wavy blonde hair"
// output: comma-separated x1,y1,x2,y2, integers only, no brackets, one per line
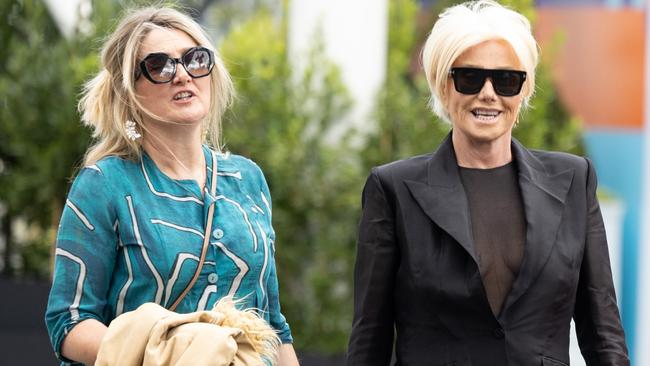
421,0,539,123
79,6,234,166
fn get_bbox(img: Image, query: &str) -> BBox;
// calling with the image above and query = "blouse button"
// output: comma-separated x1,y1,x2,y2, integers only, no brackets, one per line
213,228,224,239
207,273,218,284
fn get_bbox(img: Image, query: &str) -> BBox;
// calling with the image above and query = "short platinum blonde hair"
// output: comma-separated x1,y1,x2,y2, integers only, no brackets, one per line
79,6,234,165
421,0,539,123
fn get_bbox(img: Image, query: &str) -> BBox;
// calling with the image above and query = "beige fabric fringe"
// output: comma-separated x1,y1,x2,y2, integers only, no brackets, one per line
95,297,280,366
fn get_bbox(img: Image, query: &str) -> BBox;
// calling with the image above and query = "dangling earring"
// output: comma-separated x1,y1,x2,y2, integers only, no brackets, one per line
125,120,141,141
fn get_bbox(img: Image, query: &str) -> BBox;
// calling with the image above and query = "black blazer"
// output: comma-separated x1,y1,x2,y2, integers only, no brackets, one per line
347,134,629,366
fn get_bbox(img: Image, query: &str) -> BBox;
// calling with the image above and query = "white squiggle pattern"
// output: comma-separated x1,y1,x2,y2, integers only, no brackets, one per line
126,196,164,304
165,253,200,306
213,241,249,297
116,246,133,316
256,222,270,312
260,192,271,217
150,219,204,238
197,285,217,311
86,165,102,173
218,171,242,180
247,195,265,215
55,248,86,321
141,160,203,205
216,195,258,252
113,220,121,249
66,199,94,231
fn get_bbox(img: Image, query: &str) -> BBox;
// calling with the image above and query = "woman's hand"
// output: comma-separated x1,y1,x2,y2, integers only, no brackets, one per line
60,318,108,365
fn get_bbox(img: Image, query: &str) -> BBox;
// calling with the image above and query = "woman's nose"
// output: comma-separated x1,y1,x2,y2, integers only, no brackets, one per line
478,78,498,101
172,63,192,84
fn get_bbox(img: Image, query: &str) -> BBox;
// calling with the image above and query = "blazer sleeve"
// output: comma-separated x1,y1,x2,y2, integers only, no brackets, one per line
347,168,398,366
573,158,630,365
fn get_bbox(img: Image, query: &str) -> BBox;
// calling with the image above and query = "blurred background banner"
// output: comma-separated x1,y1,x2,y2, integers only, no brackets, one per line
638,2,650,366
0,0,647,364
535,0,647,364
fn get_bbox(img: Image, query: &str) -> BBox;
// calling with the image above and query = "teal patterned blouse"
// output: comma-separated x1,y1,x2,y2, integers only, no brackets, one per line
45,146,292,363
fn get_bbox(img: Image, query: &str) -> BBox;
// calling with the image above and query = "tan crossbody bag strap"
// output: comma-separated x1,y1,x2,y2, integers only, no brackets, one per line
168,151,218,312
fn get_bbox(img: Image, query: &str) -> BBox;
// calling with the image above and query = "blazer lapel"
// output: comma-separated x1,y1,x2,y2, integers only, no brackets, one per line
404,135,575,315
501,139,575,313
404,135,477,263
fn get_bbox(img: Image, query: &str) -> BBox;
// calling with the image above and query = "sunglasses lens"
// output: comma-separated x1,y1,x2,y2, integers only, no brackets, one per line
138,48,215,83
493,70,524,96
454,69,485,94
452,68,525,96
182,48,213,78
144,54,176,83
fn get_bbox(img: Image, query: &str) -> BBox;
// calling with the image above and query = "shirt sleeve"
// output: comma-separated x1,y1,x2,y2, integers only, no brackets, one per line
44,166,119,362
257,166,293,344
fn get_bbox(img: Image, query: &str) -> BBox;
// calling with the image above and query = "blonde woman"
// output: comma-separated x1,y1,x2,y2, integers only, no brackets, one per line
45,6,298,365
347,1,629,365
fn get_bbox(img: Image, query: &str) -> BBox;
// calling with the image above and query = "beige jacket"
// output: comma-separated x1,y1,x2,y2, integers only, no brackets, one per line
95,301,279,366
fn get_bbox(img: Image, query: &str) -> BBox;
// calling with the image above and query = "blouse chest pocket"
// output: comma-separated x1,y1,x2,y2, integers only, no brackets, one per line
117,202,206,283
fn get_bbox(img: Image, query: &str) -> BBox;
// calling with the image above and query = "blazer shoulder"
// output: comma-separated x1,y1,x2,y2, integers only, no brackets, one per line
372,152,432,186
529,149,588,175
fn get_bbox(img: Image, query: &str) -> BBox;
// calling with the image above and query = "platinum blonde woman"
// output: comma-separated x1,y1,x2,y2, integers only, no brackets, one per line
347,1,629,365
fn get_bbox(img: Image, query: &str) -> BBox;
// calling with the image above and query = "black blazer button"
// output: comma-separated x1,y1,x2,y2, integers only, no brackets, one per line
492,327,505,339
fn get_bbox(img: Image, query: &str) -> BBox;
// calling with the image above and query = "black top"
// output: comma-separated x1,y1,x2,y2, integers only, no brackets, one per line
459,161,526,316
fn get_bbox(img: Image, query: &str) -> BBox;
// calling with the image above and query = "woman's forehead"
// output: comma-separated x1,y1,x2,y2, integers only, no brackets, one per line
452,39,522,69
139,27,198,56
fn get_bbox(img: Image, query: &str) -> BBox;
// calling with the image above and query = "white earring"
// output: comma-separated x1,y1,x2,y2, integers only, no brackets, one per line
125,120,141,141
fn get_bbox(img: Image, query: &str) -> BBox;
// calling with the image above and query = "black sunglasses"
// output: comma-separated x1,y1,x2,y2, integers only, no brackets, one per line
449,67,527,97
136,46,215,84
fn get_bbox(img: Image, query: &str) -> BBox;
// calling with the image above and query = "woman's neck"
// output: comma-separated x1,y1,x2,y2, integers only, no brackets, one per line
141,122,206,189
452,132,513,169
